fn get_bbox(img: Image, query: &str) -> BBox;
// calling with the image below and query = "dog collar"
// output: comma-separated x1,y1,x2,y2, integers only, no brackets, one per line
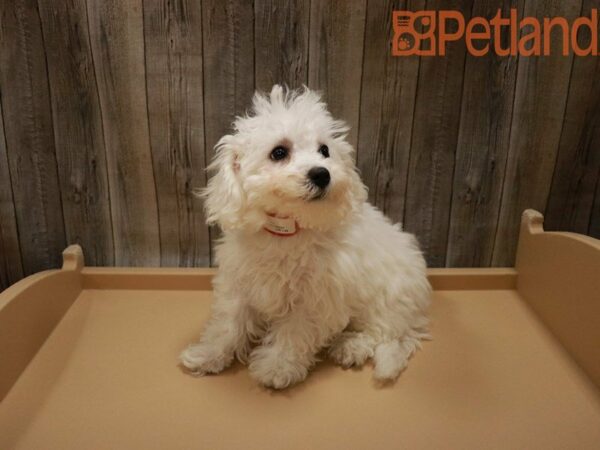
263,213,299,237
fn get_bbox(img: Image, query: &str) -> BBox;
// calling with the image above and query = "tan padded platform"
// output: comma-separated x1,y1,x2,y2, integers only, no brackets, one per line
1,210,599,449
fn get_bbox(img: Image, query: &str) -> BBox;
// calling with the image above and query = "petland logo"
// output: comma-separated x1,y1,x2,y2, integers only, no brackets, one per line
392,9,599,56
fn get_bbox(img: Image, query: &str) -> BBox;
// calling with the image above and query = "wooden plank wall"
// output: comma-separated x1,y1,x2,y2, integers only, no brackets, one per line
1,0,599,289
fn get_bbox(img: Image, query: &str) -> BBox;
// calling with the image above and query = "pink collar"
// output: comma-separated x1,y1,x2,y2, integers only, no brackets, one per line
263,213,299,237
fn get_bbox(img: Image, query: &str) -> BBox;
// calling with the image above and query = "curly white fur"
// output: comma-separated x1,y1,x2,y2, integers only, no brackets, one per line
180,86,431,389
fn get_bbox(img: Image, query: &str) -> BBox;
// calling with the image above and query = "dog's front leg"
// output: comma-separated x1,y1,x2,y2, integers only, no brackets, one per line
248,311,334,389
180,295,251,375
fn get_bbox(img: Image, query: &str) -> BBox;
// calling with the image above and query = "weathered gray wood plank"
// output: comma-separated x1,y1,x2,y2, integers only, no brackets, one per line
0,96,24,290
308,0,366,149
37,0,114,266
357,0,424,226
545,1,600,235
86,0,160,266
254,0,310,90
1,0,599,274
202,0,255,265
0,0,66,275
143,0,210,267
403,0,474,267
446,0,523,267
492,0,584,266
202,0,254,155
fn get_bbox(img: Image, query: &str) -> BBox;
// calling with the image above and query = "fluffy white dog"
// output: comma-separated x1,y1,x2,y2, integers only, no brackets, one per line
180,86,431,389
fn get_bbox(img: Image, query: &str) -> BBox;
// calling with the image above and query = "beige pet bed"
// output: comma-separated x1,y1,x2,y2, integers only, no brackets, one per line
1,210,599,449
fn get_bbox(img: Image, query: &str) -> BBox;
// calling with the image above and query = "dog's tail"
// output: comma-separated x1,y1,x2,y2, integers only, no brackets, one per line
373,328,430,381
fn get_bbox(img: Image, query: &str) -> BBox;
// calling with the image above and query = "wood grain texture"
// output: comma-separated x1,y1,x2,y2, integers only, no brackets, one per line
202,0,254,155
0,97,24,290
1,0,600,284
404,0,474,267
492,0,584,266
254,0,310,90
545,1,600,235
589,174,600,239
308,0,366,149
357,0,423,225
143,0,210,267
86,0,160,266
0,0,66,275
446,0,522,267
37,0,114,266
202,0,255,265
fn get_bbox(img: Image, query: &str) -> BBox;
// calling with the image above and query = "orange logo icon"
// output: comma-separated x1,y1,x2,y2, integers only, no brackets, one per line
392,11,436,56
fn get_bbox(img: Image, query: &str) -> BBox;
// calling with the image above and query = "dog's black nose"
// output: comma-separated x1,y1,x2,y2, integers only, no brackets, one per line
308,166,330,189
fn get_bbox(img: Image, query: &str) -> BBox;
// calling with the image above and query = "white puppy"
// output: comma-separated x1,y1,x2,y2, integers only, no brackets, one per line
181,86,431,389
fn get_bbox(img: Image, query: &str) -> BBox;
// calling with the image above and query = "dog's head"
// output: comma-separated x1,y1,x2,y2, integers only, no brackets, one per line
202,85,367,232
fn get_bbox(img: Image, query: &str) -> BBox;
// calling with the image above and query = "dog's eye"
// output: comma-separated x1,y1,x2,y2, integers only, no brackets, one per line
318,145,330,158
270,146,288,161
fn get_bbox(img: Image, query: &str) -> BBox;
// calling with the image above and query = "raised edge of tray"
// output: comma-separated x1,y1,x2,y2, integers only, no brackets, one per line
79,266,518,291
516,209,600,390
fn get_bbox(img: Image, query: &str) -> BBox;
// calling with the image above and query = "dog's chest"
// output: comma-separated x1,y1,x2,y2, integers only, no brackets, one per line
237,240,332,316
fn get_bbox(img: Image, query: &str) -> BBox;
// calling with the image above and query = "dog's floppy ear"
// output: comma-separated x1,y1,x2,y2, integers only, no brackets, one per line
199,135,245,230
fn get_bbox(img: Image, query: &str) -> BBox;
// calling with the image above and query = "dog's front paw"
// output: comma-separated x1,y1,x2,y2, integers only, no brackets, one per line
248,347,308,389
180,343,233,376
328,332,374,368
